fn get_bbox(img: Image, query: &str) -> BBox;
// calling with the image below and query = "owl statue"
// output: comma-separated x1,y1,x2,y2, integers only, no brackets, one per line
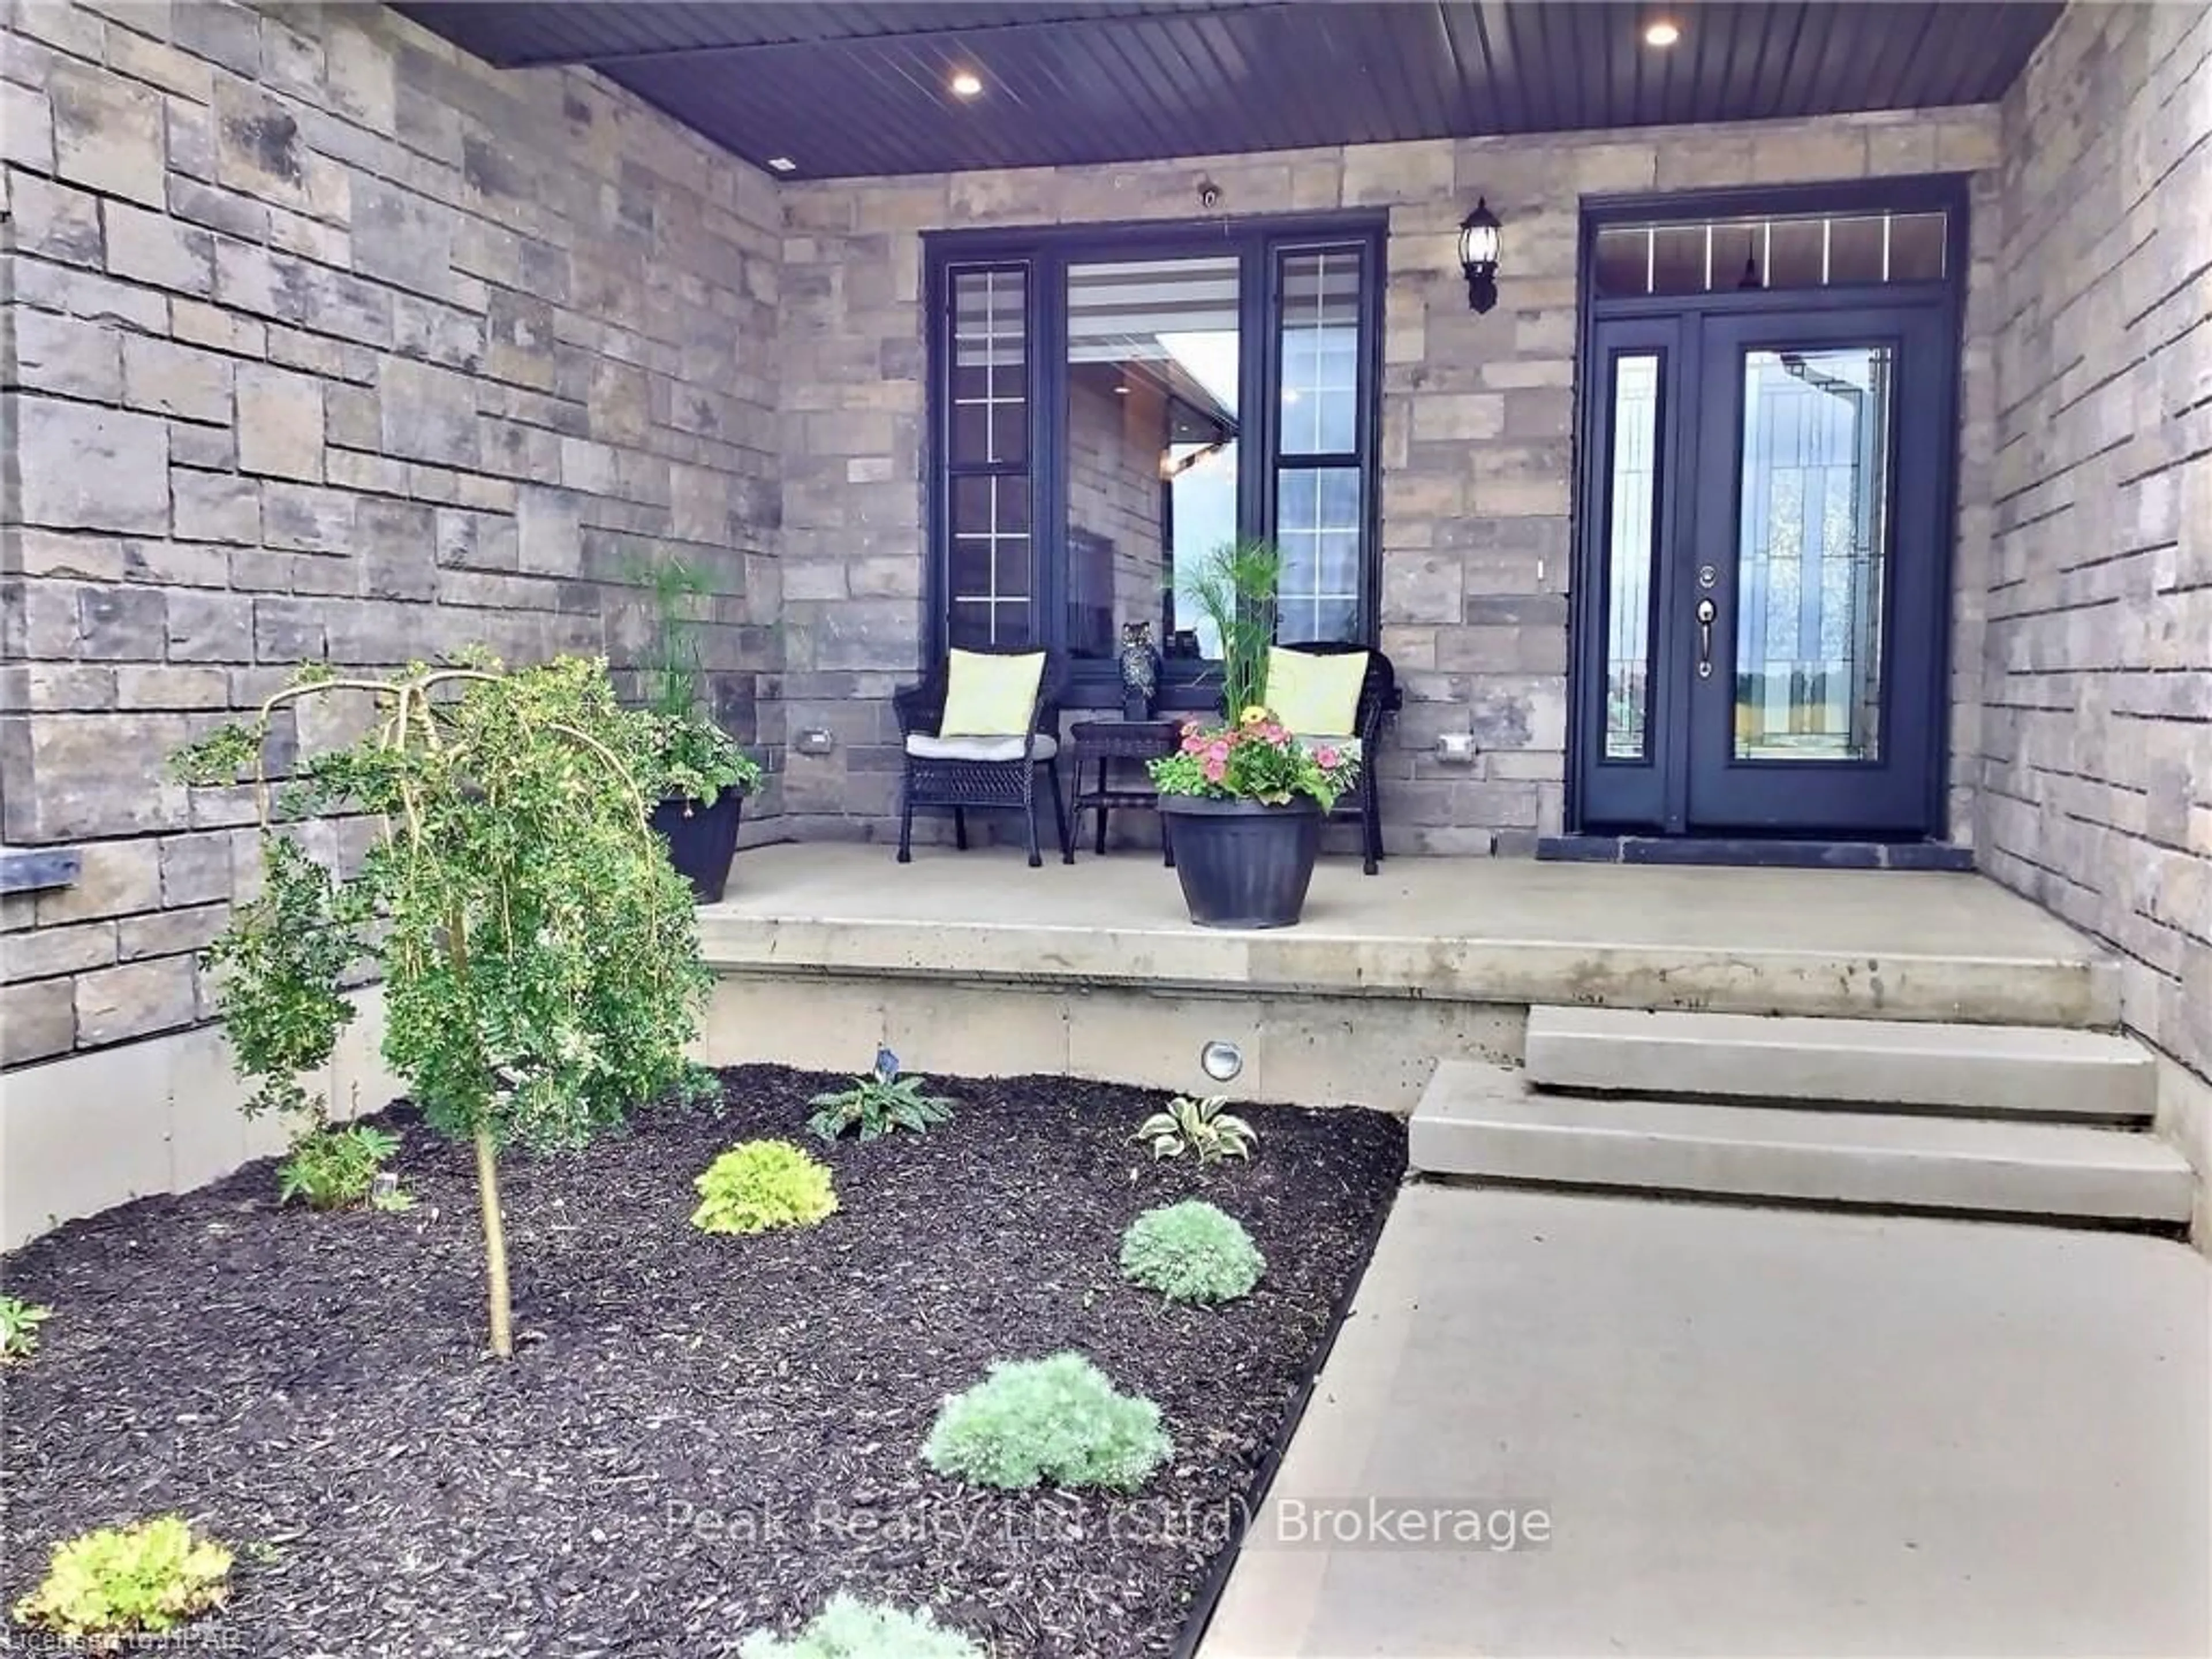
1118,620,1160,718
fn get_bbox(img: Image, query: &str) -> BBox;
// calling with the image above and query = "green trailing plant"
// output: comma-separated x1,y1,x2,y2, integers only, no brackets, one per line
738,1594,982,1659
173,653,711,1359
1135,1094,1258,1164
276,1123,399,1210
1,1295,52,1365
631,555,762,808
1181,538,1282,719
922,1351,1172,1493
1120,1200,1266,1305
692,1139,839,1236
808,1046,955,1142
11,1516,233,1643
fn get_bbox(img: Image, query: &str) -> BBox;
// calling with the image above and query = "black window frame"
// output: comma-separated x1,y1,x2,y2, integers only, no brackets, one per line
925,211,1388,710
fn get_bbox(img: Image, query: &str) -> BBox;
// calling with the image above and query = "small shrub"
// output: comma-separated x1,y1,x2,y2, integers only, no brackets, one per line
692,1140,838,1236
923,1351,1171,1492
276,1124,400,1210
808,1046,955,1142
11,1516,233,1643
1120,1200,1265,1305
738,1594,981,1659
1135,1095,1256,1164
1,1295,52,1364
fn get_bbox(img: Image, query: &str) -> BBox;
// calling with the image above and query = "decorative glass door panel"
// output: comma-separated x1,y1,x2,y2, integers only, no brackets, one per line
1731,345,1894,763
1605,351,1662,760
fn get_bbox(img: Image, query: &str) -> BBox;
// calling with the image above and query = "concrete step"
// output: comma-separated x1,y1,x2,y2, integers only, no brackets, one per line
1524,1006,2156,1120
1410,1062,2194,1226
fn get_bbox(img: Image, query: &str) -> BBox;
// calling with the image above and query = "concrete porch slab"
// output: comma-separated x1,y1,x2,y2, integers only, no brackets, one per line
700,844,2119,1028
1200,1185,2212,1658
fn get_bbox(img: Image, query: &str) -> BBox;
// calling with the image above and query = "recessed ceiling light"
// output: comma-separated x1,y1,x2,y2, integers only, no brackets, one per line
767,156,797,173
1643,18,1681,47
949,69,984,99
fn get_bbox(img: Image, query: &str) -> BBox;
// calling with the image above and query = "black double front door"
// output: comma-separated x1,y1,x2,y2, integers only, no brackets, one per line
1574,300,1956,839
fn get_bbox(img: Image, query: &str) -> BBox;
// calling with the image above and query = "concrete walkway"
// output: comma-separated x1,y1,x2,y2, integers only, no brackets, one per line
1202,1187,2211,1658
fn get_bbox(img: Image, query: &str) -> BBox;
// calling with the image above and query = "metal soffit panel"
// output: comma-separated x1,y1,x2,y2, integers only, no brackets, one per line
396,2,2063,179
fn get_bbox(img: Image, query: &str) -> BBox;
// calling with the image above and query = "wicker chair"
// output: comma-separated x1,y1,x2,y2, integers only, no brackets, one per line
1274,641,1402,875
892,647,1073,868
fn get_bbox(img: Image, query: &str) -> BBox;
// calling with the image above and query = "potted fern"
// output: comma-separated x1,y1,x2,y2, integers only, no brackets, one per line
634,558,763,903
1149,541,1359,928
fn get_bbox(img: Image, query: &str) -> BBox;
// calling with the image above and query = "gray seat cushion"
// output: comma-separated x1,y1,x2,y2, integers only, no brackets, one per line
906,733,1059,763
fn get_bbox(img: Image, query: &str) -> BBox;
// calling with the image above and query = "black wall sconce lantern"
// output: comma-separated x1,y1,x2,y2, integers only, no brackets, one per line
1459,197,1502,313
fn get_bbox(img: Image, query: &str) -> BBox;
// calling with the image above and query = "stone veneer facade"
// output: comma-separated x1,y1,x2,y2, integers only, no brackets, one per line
772,108,2005,852
2,0,2206,1238
2,0,784,1069
1977,1,2212,1086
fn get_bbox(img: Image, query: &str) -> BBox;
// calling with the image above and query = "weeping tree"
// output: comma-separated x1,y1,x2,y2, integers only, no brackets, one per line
175,653,711,1358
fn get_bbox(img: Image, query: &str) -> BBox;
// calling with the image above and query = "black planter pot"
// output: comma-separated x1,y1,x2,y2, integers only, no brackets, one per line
1157,795,1323,929
650,789,744,904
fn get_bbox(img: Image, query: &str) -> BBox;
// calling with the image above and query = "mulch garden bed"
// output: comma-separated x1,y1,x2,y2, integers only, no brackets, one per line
1,1066,1405,1658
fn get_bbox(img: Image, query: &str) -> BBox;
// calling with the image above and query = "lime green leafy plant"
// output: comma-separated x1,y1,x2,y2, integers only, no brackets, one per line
276,1123,399,1210
922,1351,1172,1492
173,653,711,1359
11,1516,233,1643
1121,1200,1266,1305
631,556,763,808
738,1594,983,1659
1,1295,52,1365
692,1140,839,1236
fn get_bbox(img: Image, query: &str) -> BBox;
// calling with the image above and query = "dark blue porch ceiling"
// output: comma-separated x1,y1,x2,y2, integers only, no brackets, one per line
397,2,2062,181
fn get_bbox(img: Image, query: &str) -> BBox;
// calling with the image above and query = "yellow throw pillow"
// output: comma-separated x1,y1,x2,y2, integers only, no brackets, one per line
939,649,1046,736
1267,647,1366,736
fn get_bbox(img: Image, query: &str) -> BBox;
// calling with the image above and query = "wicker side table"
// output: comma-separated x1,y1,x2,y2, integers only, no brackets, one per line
1065,718,1182,865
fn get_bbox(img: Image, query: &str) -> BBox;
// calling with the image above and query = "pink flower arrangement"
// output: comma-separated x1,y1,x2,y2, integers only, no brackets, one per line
1149,706,1358,810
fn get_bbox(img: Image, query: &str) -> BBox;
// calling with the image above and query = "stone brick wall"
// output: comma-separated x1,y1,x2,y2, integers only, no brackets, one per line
1977,2,2212,1078
774,108,2003,851
1,0,783,1067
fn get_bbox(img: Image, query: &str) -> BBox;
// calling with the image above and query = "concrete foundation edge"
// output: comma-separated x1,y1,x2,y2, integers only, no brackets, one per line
0,988,399,1252
698,970,1523,1115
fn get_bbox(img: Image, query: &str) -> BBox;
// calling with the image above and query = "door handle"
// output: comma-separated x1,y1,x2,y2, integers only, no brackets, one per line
1695,598,1717,679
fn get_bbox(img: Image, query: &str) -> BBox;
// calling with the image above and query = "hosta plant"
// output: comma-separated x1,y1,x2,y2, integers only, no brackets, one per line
808,1046,955,1142
1121,1200,1266,1305
174,653,712,1359
1,1295,52,1365
923,1351,1171,1493
276,1124,399,1210
1135,1094,1257,1164
738,1594,982,1659
11,1516,233,1643
692,1140,839,1236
